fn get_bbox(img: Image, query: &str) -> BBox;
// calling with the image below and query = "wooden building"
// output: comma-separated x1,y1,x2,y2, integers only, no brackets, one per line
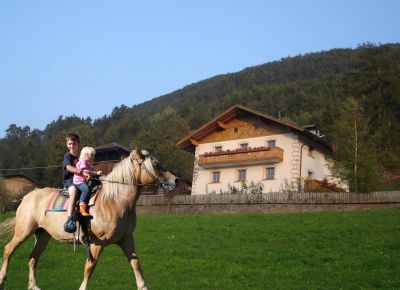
2,173,40,201
93,142,132,175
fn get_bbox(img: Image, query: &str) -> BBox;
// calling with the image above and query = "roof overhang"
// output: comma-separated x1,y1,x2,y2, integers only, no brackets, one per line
2,173,40,186
176,104,333,153
95,142,132,154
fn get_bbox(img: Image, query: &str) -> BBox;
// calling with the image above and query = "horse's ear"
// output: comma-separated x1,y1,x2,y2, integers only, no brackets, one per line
135,148,145,159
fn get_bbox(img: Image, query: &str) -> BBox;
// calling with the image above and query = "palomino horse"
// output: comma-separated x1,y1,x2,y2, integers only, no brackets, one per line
0,149,178,290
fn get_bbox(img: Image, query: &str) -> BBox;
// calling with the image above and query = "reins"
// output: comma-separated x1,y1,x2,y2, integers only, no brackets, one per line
91,177,159,187
91,155,161,187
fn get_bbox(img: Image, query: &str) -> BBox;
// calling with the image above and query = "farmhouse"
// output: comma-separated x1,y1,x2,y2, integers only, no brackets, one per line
177,105,346,194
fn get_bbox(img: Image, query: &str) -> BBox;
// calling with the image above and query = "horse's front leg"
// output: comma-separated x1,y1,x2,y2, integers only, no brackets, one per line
78,242,103,290
28,229,51,290
118,236,148,290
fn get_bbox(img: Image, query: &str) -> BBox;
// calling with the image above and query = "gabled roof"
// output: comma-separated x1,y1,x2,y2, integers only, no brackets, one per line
95,142,131,153
2,173,40,186
177,104,333,152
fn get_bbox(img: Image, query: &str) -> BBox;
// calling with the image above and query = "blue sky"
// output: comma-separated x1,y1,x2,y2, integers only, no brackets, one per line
0,0,399,137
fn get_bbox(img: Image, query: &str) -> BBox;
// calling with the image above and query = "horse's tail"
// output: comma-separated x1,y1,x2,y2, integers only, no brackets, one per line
0,218,16,241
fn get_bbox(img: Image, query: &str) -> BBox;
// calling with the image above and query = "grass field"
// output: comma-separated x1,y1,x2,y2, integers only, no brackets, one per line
0,209,399,290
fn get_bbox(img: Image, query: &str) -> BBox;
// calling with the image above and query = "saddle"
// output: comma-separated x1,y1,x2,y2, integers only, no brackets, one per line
45,180,101,213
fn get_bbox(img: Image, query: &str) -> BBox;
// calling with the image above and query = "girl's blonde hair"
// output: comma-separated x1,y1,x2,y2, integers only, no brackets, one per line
80,147,96,159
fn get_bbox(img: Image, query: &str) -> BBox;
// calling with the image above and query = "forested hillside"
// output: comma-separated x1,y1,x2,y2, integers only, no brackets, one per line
1,43,399,191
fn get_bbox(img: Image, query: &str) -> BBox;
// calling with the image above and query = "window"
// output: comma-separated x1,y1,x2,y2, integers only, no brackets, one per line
267,140,276,148
233,128,238,133
240,143,248,150
214,146,222,153
308,145,314,157
237,169,247,181
211,171,220,183
307,170,314,179
265,167,275,180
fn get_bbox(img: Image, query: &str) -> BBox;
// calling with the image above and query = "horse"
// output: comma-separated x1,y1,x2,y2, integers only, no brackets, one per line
0,149,178,290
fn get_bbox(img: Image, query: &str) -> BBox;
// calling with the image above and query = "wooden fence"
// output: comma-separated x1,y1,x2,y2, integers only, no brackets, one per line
137,191,400,206
135,191,400,214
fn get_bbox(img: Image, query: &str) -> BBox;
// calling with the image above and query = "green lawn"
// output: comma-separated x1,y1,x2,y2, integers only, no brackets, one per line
1,209,399,290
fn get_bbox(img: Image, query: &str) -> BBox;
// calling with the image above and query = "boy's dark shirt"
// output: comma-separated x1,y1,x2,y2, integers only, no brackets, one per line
63,152,78,186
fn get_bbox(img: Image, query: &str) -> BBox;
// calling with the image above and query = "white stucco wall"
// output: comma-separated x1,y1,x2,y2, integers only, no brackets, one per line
191,133,336,194
301,144,330,180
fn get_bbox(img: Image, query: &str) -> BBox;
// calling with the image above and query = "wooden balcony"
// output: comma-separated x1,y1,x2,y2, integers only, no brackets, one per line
198,147,284,168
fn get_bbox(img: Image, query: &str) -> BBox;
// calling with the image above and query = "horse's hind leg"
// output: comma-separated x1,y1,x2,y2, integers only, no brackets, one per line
0,236,26,289
28,229,51,290
0,225,36,289
118,236,148,290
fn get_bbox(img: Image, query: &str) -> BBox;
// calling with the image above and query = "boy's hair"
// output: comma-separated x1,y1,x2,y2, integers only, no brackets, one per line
80,147,96,160
66,133,80,144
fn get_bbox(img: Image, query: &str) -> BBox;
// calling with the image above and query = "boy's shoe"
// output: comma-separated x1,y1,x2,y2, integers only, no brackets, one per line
64,216,76,233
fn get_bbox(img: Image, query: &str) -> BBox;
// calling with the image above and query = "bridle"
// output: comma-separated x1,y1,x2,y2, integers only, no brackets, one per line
134,154,175,191
142,157,159,181
92,152,174,192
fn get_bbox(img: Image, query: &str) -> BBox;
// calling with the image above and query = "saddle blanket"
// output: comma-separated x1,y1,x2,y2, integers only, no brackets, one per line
45,190,98,213
46,190,70,212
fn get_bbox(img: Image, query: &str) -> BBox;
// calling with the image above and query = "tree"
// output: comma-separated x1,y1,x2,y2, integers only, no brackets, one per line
329,97,382,192
6,124,31,138
131,107,194,181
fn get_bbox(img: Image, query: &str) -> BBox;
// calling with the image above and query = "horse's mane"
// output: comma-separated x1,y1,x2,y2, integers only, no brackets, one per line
99,153,139,202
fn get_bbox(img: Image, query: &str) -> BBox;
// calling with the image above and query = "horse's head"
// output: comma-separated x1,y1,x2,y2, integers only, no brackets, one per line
130,149,179,190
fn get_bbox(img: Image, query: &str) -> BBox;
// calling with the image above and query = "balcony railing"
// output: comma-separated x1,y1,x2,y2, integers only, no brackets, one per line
198,146,284,168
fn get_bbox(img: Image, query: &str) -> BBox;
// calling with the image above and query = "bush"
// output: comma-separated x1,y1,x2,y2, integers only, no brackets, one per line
219,181,264,195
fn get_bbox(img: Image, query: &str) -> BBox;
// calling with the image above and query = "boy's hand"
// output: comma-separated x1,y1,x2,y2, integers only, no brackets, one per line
97,171,103,176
